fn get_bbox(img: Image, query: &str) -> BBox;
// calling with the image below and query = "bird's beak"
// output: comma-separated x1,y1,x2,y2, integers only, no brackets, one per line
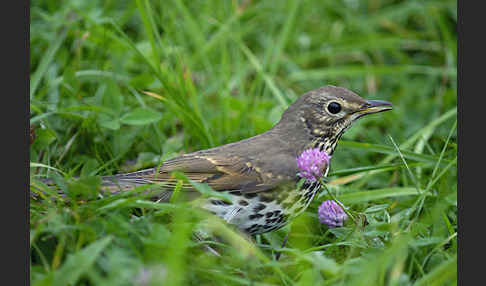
358,100,393,115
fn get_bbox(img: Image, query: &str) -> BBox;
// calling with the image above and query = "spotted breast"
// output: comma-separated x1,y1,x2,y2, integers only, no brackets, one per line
201,172,324,235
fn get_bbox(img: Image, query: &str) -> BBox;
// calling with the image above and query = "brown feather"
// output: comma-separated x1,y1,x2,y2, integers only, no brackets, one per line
101,132,311,197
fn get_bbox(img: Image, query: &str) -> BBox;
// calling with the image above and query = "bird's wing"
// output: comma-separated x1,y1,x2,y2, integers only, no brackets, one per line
103,152,300,194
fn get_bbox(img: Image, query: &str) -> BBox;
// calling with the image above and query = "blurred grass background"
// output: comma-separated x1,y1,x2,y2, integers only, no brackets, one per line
30,0,457,285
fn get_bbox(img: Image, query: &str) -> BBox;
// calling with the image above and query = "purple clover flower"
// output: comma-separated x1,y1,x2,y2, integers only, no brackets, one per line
296,148,331,182
318,200,348,228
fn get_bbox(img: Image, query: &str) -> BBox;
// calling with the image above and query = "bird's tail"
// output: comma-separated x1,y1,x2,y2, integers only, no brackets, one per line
100,172,173,201
31,172,171,202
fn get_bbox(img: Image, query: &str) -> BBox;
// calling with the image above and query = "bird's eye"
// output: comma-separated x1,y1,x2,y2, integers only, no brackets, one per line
327,102,342,114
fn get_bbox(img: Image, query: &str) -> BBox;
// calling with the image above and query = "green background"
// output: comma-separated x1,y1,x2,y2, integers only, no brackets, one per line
30,0,457,285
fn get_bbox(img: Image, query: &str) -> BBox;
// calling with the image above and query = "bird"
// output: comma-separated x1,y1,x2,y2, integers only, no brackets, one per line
97,85,392,235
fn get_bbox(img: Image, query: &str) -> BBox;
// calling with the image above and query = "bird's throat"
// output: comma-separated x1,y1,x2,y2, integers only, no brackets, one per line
311,131,344,156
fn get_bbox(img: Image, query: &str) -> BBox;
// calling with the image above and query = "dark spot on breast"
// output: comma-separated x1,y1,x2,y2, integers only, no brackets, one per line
253,203,266,212
266,217,278,224
230,191,242,196
269,225,281,231
244,193,258,199
265,212,274,218
238,200,249,206
245,224,261,234
210,199,232,206
249,213,264,220
301,181,312,190
259,194,274,203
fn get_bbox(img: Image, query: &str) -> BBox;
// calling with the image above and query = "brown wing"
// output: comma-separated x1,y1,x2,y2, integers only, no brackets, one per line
102,152,300,194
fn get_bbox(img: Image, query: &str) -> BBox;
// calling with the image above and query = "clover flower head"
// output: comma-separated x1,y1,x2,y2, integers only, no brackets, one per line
296,148,331,182
318,200,348,228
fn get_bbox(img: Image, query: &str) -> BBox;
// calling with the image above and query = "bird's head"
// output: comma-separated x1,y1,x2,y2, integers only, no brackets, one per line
276,85,392,155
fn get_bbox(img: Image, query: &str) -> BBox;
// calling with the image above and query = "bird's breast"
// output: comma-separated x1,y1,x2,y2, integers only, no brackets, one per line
201,178,323,235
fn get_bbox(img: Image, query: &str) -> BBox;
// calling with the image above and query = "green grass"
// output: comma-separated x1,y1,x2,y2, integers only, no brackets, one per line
30,0,457,285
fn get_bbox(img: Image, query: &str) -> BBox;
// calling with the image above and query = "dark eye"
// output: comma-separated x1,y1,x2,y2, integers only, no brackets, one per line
327,102,341,114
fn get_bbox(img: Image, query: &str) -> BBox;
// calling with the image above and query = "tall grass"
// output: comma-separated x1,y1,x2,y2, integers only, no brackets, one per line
30,0,457,285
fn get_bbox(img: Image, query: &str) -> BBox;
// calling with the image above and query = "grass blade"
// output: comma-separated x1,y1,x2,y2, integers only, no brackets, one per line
30,28,67,100
53,236,113,286
333,187,423,204
413,256,457,286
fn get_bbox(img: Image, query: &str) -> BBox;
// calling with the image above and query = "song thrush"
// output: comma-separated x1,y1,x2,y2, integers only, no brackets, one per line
99,85,392,235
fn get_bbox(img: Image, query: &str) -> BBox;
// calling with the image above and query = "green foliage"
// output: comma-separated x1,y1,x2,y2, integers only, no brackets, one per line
30,0,457,285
